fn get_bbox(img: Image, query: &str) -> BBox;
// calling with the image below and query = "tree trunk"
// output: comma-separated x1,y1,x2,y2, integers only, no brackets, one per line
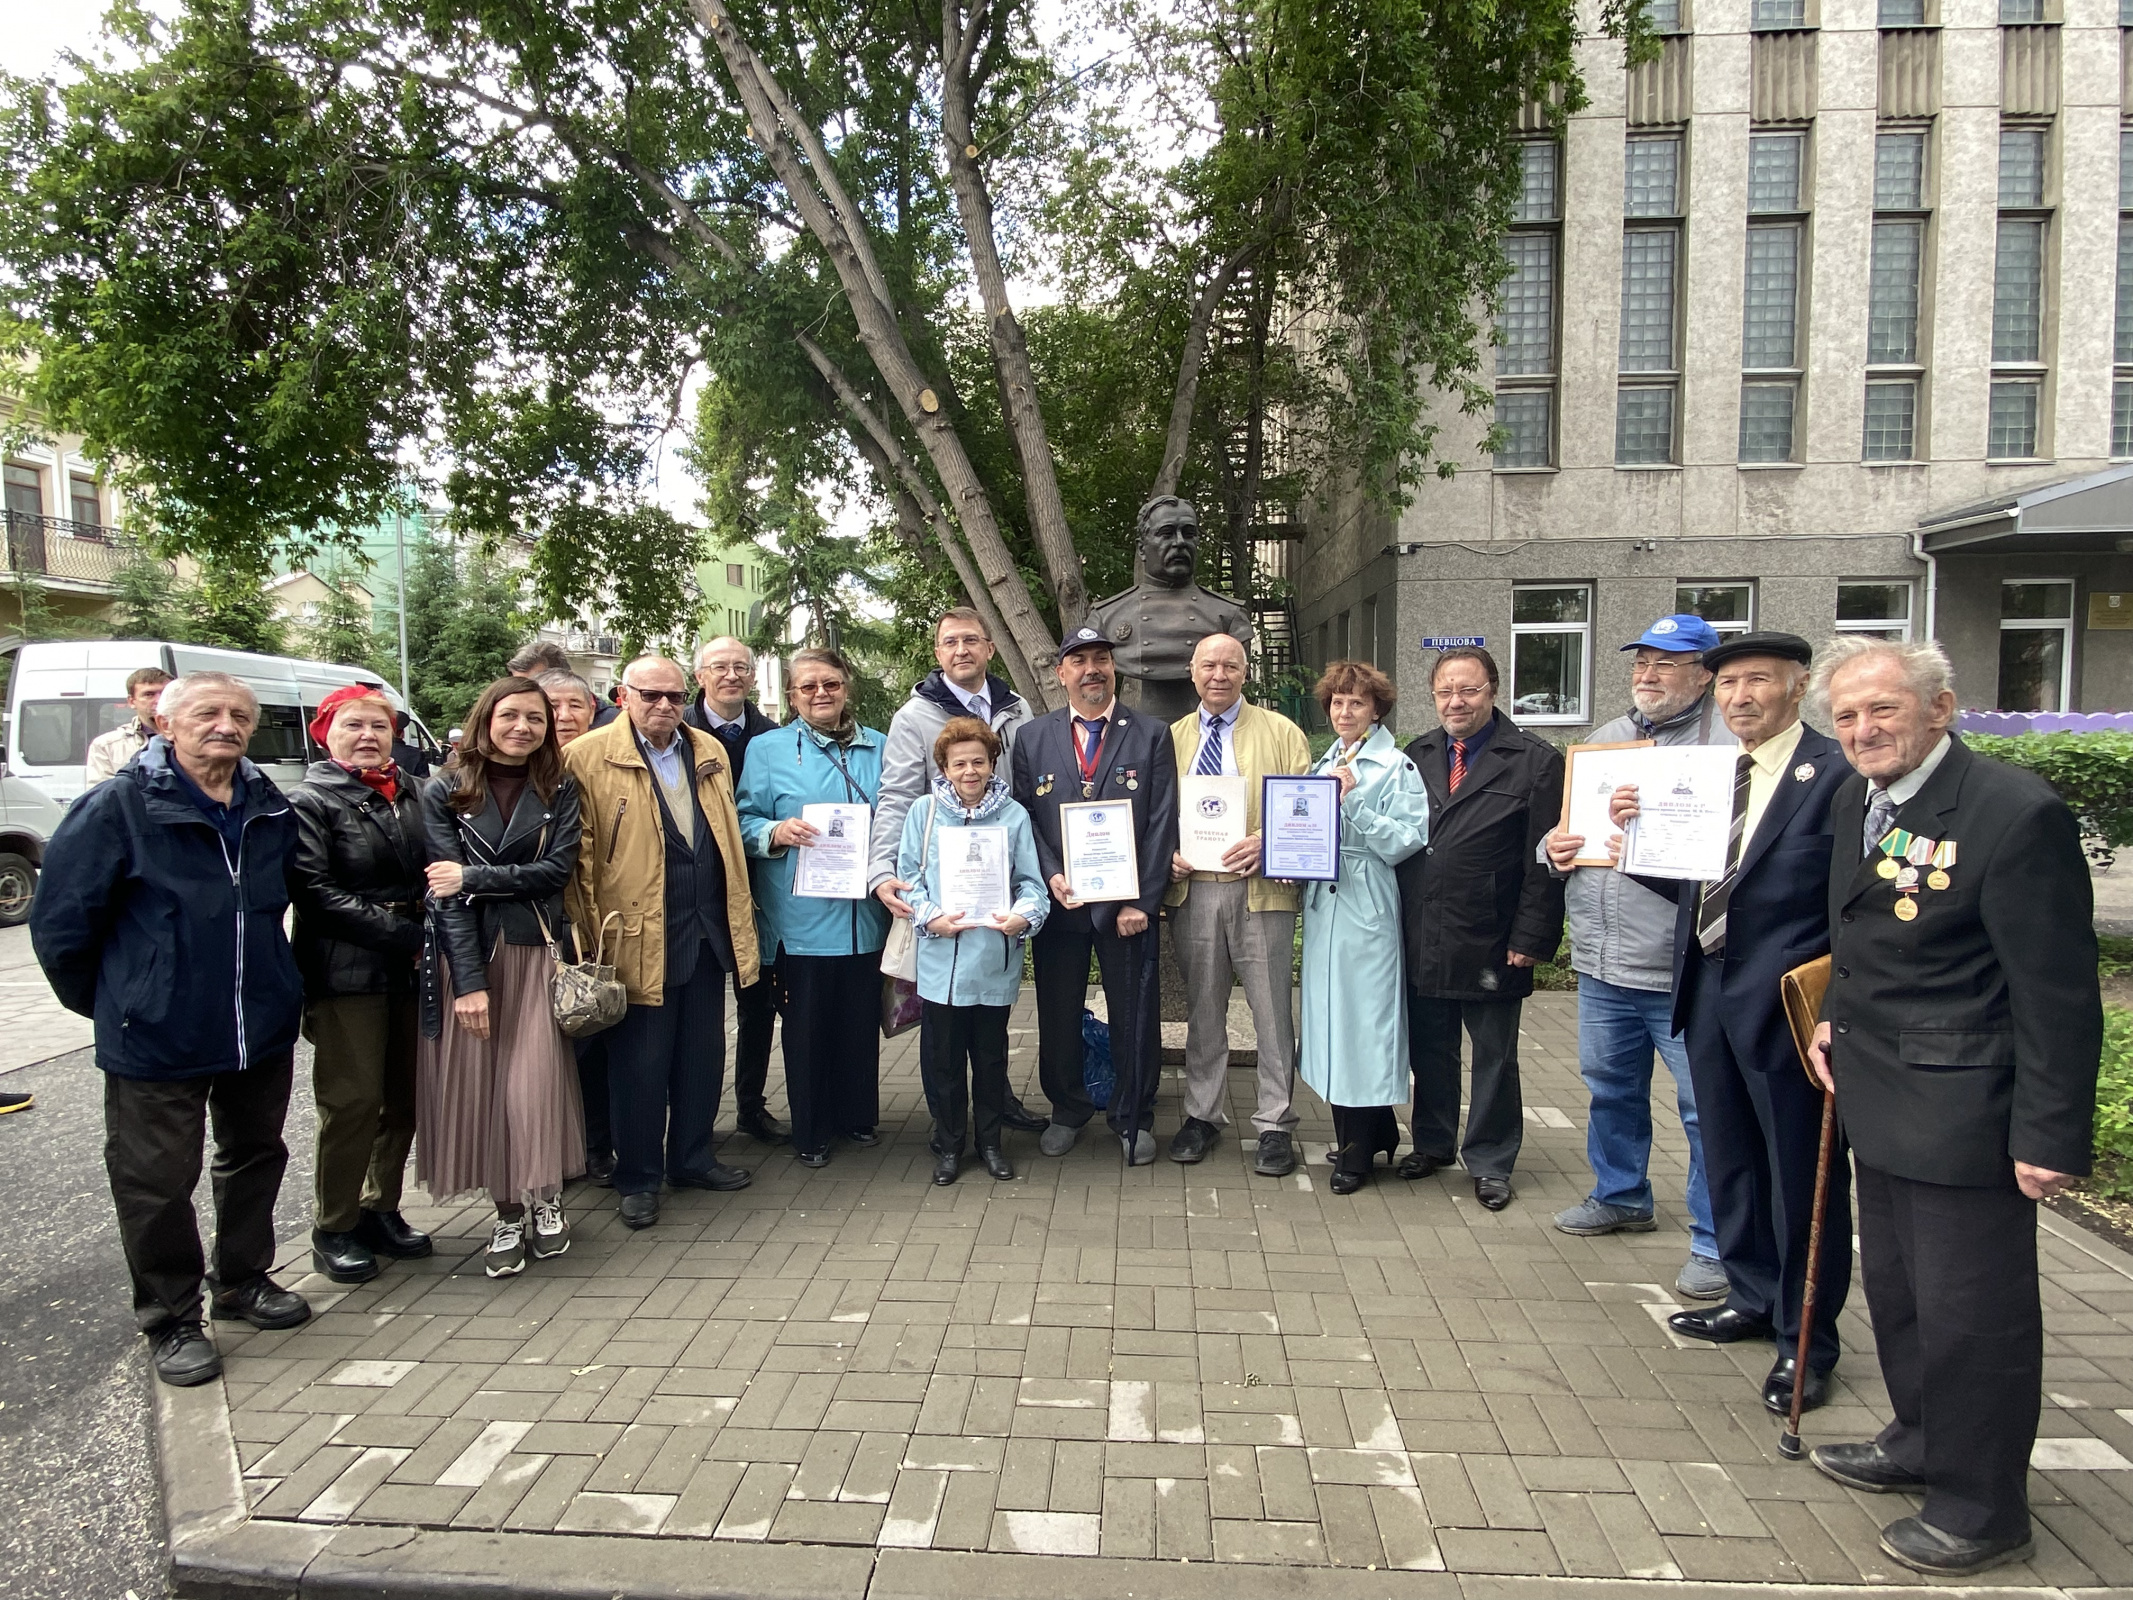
938,0,1087,633
1151,244,1257,501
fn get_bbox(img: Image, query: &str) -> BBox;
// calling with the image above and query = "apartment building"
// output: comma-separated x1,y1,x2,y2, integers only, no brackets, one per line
1295,0,2133,735
2,404,136,634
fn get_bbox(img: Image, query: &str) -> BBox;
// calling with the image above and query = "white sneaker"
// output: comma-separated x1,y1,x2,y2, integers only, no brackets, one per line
529,1200,570,1259
484,1217,526,1277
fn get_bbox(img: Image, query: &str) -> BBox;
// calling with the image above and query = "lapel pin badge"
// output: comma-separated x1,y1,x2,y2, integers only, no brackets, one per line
1793,763,1815,782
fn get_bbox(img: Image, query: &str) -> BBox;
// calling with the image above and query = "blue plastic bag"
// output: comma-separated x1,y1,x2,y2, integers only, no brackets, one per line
1080,1008,1114,1110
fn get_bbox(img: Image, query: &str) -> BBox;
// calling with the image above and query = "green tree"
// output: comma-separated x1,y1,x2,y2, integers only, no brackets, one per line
401,534,532,731
298,565,391,672
111,548,190,641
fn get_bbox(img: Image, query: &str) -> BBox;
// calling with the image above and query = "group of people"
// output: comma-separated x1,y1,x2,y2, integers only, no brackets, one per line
30,598,2102,1581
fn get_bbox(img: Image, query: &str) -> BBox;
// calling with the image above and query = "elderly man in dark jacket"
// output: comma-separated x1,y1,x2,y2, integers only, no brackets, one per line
1396,647,1565,1211
288,685,434,1287
32,671,311,1388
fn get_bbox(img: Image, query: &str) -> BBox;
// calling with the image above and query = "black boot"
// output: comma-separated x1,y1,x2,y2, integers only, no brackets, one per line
355,1209,433,1259
311,1227,381,1283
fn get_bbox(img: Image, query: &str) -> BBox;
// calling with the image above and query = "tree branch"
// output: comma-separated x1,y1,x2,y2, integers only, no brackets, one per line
1152,240,1259,500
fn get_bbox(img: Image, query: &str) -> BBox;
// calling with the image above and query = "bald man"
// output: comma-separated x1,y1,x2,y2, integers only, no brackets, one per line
1163,634,1312,1176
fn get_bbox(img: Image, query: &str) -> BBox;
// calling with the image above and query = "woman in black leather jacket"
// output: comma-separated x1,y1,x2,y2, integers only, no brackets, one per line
417,675,585,1280
287,687,434,1287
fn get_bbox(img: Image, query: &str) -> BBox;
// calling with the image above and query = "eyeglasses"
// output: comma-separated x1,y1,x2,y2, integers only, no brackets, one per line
627,686,688,706
793,680,846,696
1631,657,1701,677
700,663,752,678
1432,686,1490,703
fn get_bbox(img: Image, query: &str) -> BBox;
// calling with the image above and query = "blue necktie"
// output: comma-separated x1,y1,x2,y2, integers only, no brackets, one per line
1195,714,1228,777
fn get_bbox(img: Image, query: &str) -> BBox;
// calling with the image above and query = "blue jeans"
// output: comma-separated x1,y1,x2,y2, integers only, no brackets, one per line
1575,974,1716,1259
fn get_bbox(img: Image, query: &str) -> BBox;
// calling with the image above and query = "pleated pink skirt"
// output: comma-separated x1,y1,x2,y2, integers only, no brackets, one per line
416,941,586,1206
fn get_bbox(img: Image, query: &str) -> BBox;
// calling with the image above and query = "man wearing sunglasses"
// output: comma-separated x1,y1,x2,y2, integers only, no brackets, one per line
563,657,762,1229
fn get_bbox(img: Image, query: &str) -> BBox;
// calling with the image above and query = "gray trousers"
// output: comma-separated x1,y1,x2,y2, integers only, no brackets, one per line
1169,878,1297,1134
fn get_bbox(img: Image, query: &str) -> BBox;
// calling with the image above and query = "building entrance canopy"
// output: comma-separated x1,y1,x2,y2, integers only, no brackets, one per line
1918,463,2133,558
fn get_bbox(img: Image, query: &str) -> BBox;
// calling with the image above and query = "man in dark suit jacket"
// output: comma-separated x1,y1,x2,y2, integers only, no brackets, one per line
1807,637,2099,1578
1012,626,1180,1165
1396,646,1565,1211
684,636,785,1145
1613,633,1856,1415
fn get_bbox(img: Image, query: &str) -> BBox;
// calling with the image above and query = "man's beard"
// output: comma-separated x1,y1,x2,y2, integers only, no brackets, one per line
1632,684,1703,723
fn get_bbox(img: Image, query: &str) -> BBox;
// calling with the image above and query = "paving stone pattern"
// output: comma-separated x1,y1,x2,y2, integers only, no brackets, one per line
216,992,2133,1583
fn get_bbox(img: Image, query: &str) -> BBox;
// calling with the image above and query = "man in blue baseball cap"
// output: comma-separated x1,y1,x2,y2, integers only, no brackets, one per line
1541,613,1735,1299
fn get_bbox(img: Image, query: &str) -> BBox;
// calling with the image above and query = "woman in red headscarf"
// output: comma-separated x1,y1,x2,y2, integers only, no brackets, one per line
286,685,435,1284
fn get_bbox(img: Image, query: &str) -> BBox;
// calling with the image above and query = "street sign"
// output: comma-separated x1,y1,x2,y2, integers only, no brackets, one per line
1420,636,1485,650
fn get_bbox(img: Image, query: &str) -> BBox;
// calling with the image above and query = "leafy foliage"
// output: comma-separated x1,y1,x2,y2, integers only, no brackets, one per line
299,564,393,673
400,533,532,732
109,546,288,653
1966,732,2133,867
2093,1005,2133,1201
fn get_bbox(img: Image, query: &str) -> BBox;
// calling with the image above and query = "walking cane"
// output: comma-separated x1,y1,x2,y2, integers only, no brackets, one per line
1776,955,1836,1461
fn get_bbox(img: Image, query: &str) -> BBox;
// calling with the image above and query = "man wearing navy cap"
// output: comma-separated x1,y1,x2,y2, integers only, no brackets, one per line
1543,615,1731,1299
1608,632,1855,1415
1011,627,1180,1163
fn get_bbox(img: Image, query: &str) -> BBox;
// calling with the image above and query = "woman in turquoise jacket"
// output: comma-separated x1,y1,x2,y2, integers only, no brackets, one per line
1297,660,1430,1194
734,647,891,1168
896,717,1049,1184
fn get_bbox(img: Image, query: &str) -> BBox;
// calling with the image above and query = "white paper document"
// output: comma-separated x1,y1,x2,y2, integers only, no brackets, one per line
1617,746,1743,882
793,803,871,898
1060,800,1139,903
1559,740,1655,867
939,826,1012,921
1178,775,1248,873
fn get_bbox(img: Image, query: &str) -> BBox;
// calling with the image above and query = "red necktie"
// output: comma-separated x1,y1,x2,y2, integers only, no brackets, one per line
1449,739,1468,794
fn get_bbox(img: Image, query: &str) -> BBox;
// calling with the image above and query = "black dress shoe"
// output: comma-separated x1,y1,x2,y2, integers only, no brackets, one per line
1000,1102,1048,1134
736,1111,789,1146
1473,1175,1514,1211
845,1128,881,1147
979,1145,1015,1181
584,1150,618,1186
211,1276,311,1330
1810,1440,1928,1494
1168,1117,1218,1164
1762,1353,1831,1415
1666,1306,1775,1344
310,1227,381,1284
149,1320,222,1387
619,1191,660,1229
1255,1131,1296,1177
355,1209,433,1259
1398,1151,1448,1180
671,1163,752,1191
796,1148,831,1169
1878,1516,2033,1577
1330,1166,1368,1195
933,1151,960,1185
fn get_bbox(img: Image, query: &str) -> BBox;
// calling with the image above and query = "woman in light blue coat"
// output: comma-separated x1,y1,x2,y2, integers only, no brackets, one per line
1297,661,1430,1194
735,647,891,1168
897,717,1048,1185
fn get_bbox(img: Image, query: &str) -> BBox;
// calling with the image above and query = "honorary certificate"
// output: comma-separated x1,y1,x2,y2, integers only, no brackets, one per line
1178,775,1248,873
1558,739,1655,867
938,826,1012,921
1059,801,1139,903
1617,746,1743,881
793,803,871,898
1260,775,1342,881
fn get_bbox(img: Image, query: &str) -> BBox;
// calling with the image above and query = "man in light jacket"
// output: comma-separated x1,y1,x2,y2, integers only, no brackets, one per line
83,666,171,784
1163,632,1311,1176
1543,615,1731,1300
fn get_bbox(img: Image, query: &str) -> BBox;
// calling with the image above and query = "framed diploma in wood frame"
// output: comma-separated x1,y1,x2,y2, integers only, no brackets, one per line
1558,740,1654,868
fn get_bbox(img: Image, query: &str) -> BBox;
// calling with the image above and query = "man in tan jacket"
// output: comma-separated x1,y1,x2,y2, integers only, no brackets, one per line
1164,633,1312,1176
564,657,760,1229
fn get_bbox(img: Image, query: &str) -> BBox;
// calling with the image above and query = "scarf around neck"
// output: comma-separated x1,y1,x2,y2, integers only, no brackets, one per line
335,759,401,803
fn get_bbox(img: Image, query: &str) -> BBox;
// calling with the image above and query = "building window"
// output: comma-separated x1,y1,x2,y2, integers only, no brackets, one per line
3,463,42,520
1676,582,1755,635
1619,134,1683,466
1741,131,1806,463
68,474,101,531
1646,0,1685,30
2117,127,2132,459
1998,580,2074,711
1751,0,1808,26
1865,128,1929,461
1836,581,1913,640
1999,0,2045,19
1879,0,1926,22
1989,125,2051,460
725,562,745,588
1510,583,1592,724
1495,140,1561,470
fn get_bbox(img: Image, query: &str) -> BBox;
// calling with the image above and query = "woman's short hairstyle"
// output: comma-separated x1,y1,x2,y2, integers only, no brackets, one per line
1313,659,1397,721
787,646,853,688
933,715,1002,770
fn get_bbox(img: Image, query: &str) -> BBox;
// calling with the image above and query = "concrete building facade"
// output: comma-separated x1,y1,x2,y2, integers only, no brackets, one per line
1295,0,2133,736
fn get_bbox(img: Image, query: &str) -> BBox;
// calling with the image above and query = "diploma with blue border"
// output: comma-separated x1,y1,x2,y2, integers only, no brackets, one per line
1260,775,1342,881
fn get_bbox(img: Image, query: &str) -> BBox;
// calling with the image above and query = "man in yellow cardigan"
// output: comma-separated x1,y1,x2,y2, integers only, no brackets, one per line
1164,633,1312,1175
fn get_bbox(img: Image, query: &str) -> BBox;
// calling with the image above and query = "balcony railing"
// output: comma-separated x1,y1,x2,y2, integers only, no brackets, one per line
3,510,136,587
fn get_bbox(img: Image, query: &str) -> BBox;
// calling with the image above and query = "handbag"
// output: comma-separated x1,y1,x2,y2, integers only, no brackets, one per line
880,797,937,1034
536,903,627,1039
1780,954,1832,1089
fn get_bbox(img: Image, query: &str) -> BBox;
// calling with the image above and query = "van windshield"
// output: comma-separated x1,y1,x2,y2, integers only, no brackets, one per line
13,699,307,766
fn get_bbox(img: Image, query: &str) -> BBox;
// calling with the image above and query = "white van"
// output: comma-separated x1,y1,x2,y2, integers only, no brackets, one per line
0,639,444,810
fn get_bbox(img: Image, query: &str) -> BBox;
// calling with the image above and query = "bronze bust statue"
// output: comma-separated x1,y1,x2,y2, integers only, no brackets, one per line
1086,497,1254,723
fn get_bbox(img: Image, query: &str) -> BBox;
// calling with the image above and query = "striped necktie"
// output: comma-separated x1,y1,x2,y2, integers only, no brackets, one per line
1694,751,1756,955
1195,713,1228,776
1449,738,1468,793
1863,787,1897,859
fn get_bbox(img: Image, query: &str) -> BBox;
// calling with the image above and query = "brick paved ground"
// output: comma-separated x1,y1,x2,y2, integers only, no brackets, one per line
210,991,2133,1586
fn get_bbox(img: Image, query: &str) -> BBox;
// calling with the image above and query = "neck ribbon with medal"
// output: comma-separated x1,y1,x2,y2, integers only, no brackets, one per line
1875,826,1956,921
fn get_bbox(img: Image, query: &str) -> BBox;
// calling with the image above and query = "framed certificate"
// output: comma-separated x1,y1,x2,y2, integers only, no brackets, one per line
1558,740,1654,867
1178,774,1248,873
1260,775,1341,881
793,803,871,898
939,826,1011,920
1059,800,1139,903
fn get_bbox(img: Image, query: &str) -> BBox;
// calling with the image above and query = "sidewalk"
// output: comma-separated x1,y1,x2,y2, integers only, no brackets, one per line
161,992,2133,1597
0,923,91,1071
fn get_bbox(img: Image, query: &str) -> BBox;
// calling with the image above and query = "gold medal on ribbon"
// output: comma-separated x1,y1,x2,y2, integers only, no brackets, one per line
1926,869,1950,891
1877,858,1899,880
1893,896,1918,921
